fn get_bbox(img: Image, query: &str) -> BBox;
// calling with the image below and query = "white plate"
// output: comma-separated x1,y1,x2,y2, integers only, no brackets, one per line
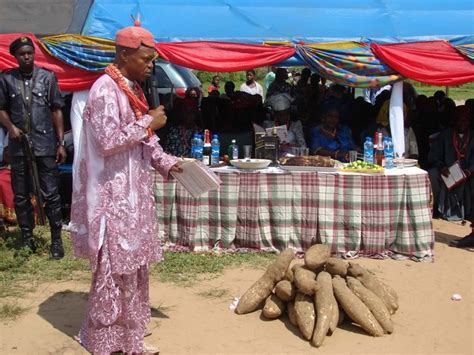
279,165,338,172
230,159,272,169
393,158,418,167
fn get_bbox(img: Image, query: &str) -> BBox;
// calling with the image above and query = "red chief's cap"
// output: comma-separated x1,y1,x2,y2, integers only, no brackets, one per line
115,26,155,49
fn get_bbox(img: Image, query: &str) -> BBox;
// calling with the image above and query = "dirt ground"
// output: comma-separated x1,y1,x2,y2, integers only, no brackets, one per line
1,219,473,355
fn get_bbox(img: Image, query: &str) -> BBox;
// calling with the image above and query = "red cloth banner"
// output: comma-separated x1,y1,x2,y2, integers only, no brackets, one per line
371,41,474,86
0,33,100,92
156,41,295,72
0,169,15,224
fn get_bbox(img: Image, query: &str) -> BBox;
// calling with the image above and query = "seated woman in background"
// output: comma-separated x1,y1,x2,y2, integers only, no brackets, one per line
309,106,358,162
163,102,202,157
263,93,306,154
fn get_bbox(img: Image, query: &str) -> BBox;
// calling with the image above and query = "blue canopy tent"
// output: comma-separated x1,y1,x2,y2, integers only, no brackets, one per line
80,0,474,70
81,0,474,44
1,1,472,89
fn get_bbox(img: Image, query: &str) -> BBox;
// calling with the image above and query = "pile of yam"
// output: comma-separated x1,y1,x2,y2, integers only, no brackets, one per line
234,245,398,347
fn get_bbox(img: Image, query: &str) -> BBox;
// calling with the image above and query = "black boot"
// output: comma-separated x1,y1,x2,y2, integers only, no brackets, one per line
21,229,37,253
50,229,64,260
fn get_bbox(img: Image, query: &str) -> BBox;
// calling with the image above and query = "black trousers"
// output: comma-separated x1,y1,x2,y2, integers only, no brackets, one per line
10,156,63,233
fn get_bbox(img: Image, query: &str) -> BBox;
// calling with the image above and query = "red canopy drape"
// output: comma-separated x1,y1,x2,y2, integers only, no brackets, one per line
371,41,474,86
156,41,296,72
0,33,100,92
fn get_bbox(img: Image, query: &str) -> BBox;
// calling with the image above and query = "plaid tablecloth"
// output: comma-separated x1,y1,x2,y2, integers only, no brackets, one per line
153,168,434,260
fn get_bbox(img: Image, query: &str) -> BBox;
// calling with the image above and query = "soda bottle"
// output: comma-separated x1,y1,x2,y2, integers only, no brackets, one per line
202,129,212,165
384,137,394,169
363,137,374,164
375,132,384,166
211,134,220,165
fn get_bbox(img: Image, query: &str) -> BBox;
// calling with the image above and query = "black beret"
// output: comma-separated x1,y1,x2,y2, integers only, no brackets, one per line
9,36,34,55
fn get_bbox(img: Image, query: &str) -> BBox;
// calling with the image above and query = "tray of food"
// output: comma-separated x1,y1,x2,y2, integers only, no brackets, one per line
278,155,342,172
340,161,385,174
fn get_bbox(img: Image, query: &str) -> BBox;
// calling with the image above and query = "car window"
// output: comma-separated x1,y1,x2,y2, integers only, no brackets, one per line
174,65,201,87
154,65,173,88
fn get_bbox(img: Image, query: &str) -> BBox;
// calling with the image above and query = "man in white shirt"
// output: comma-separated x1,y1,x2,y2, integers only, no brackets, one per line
240,69,263,99
363,84,391,105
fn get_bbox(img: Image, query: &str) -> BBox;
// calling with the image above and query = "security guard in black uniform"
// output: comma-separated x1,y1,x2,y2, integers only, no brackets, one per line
0,36,67,259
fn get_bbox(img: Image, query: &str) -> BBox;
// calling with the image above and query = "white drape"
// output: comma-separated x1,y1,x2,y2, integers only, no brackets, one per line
70,90,90,175
389,81,405,157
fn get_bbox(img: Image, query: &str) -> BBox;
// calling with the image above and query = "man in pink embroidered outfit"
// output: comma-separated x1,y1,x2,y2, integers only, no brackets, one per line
70,25,181,354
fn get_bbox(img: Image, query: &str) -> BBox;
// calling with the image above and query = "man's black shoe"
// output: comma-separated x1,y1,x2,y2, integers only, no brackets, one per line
24,237,37,253
50,237,64,260
450,233,474,248
21,230,37,253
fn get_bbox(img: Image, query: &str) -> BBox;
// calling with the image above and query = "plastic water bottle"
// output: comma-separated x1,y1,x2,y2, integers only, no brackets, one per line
195,134,204,161
211,134,220,165
190,133,198,158
384,137,394,169
363,137,374,164
229,139,239,160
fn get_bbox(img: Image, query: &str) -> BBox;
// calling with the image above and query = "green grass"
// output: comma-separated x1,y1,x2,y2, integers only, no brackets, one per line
151,251,275,286
0,226,89,299
0,302,28,320
0,225,277,301
412,83,474,102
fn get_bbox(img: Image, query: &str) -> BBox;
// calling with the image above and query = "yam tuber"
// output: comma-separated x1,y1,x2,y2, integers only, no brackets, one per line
332,276,384,337
262,294,286,319
304,244,331,271
346,277,393,334
275,280,296,302
287,301,298,327
325,257,348,277
328,286,339,334
235,249,295,314
293,267,319,295
284,265,294,283
311,271,335,347
294,292,316,340
347,263,398,314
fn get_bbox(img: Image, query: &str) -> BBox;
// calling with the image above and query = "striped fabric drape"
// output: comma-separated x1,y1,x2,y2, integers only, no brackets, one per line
40,34,115,72
1,33,472,91
296,41,402,88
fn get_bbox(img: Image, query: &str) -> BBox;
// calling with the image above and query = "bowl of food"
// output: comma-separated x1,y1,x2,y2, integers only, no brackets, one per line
341,160,384,173
230,159,272,169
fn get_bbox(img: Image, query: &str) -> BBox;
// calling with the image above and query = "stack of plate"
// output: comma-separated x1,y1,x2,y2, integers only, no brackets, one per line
393,158,418,168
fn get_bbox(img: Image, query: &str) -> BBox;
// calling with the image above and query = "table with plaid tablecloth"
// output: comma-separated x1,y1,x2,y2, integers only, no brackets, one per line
153,167,434,260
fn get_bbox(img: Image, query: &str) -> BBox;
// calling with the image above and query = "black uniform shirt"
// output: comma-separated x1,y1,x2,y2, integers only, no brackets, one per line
0,66,64,156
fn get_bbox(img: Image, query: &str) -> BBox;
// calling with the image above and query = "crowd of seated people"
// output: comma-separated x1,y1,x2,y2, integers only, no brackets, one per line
163,88,203,157
158,68,474,233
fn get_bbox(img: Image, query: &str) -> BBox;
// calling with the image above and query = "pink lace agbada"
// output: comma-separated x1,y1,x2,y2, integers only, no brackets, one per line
70,74,178,354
